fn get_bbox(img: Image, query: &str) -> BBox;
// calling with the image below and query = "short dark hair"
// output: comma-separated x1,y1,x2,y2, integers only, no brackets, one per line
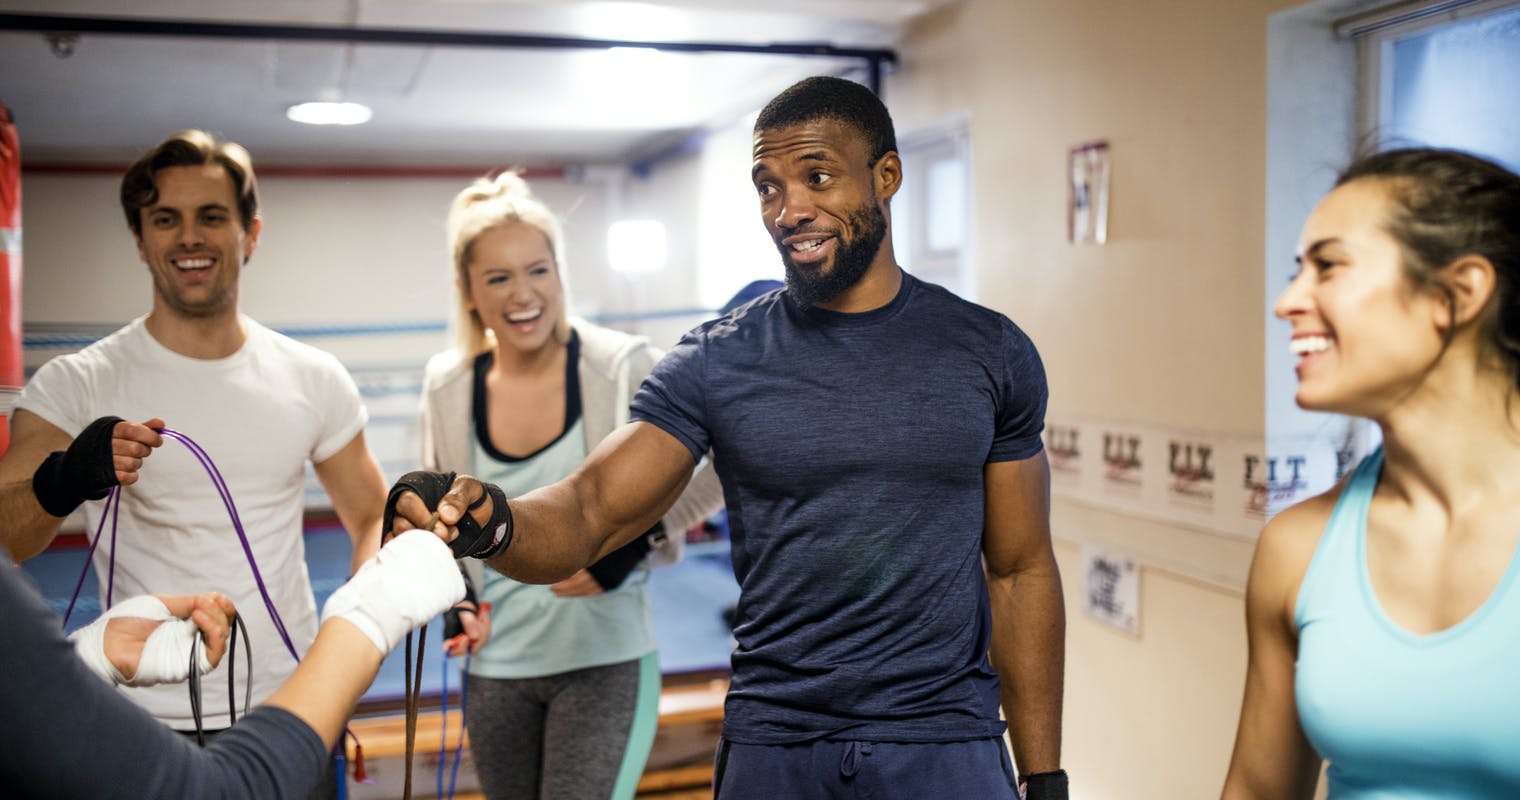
120,129,259,236
1337,147,1520,385
755,76,897,165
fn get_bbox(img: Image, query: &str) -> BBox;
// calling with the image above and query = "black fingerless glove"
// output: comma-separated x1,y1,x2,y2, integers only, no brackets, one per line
382,471,513,560
442,565,479,640
585,522,658,591
1021,769,1068,800
32,415,124,517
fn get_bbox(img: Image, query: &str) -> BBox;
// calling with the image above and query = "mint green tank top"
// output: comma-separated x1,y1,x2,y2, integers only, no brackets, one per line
1294,448,1520,797
467,417,656,679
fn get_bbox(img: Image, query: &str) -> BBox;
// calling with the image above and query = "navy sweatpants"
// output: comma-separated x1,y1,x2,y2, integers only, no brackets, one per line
712,736,1020,799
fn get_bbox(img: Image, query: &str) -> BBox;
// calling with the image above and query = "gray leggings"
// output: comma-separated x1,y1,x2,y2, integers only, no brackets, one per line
466,655,660,800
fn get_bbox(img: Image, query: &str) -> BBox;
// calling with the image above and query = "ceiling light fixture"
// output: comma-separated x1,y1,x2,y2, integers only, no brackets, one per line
286,101,373,126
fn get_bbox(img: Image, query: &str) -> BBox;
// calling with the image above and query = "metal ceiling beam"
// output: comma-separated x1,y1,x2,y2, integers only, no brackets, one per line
0,12,896,92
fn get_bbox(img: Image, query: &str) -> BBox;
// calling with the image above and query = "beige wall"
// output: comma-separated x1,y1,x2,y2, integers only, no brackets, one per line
885,1,1292,796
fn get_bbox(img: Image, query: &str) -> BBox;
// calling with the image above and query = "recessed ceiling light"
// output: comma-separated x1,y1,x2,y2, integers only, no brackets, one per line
286,101,373,126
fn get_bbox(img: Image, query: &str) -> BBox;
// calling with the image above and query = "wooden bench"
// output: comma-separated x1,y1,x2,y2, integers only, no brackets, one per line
343,677,727,798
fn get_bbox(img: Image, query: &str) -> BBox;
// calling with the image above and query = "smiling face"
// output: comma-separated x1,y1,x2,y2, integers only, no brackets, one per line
461,222,564,356
135,164,260,321
1275,179,1451,417
751,118,898,307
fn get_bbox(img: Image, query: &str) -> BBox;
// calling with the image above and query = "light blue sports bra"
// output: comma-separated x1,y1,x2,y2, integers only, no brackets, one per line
1295,448,1520,797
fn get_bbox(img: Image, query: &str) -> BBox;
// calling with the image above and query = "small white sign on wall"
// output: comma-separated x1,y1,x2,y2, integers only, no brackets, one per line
1081,543,1140,636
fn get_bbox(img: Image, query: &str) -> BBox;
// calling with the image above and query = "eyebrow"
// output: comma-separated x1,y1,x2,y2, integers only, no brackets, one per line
751,149,838,181
478,257,552,272
1294,237,1341,265
147,202,231,215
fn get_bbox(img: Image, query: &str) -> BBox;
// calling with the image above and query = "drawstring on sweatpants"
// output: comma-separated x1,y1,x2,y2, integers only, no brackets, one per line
840,741,873,778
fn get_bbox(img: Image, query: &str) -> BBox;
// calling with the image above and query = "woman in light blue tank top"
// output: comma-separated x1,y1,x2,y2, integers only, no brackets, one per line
1222,149,1520,799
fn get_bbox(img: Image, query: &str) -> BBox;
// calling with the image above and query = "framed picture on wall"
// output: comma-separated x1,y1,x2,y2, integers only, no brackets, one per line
1068,140,1111,244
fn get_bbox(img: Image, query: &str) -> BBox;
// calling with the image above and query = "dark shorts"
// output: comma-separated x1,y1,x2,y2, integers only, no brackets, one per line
712,736,1020,800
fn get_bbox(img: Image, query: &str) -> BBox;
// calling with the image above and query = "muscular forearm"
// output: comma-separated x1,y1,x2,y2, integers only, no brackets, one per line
988,561,1065,774
483,476,655,585
0,480,67,562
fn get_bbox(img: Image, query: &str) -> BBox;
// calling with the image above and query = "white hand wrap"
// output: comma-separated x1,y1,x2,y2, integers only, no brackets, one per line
69,595,213,687
321,529,466,655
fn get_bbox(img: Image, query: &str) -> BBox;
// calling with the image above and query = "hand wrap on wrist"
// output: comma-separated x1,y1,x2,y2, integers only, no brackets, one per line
32,415,124,517
69,595,213,687
321,528,466,655
382,470,512,559
1020,769,1069,800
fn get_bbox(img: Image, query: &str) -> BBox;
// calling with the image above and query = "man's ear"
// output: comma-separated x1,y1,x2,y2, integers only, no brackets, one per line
242,216,263,264
874,151,902,203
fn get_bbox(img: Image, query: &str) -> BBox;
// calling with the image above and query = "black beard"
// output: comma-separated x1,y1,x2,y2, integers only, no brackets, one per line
781,200,887,308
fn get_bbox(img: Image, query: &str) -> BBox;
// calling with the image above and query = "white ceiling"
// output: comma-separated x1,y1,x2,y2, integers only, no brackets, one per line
0,0,955,167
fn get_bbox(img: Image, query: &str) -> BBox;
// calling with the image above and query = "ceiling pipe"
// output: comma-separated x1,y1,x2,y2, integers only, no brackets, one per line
0,12,896,92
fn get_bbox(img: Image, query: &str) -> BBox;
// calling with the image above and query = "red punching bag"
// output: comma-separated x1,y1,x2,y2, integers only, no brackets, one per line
0,101,22,456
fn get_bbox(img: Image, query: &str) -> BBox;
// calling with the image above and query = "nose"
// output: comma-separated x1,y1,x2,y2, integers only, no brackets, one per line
773,186,816,231
1274,269,1311,320
177,220,206,247
507,275,534,302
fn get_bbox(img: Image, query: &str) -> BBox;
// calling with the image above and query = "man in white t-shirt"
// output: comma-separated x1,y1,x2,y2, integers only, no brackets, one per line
0,130,387,797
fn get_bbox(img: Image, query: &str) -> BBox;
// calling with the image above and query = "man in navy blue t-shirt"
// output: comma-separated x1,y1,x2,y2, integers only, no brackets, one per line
393,76,1068,800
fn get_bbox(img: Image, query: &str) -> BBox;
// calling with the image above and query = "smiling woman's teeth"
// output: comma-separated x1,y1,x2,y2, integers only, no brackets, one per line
508,309,542,322
1290,335,1332,355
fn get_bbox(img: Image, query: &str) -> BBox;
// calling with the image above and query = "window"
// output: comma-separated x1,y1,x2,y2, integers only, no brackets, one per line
1349,0,1520,169
893,119,974,299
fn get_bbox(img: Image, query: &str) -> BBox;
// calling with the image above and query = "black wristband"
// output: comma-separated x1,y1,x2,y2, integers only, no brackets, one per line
585,522,658,591
454,482,512,559
31,415,124,517
1021,769,1068,800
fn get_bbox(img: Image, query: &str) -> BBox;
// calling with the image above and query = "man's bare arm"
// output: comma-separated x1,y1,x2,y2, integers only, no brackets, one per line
0,410,163,561
312,431,388,573
391,422,697,585
983,452,1065,776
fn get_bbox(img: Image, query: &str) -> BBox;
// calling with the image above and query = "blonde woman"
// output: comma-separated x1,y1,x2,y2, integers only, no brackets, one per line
420,172,723,799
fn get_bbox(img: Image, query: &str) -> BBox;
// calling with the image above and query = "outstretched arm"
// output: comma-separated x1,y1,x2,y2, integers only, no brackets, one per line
393,421,697,585
983,452,1065,779
0,410,164,561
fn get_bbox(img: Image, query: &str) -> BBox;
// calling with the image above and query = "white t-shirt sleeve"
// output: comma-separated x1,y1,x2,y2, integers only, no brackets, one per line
14,353,95,436
307,351,369,464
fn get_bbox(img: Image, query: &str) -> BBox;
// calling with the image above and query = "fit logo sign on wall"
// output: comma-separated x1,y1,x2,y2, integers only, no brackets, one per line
1102,432,1143,492
1242,453,1309,519
1168,440,1215,509
1046,425,1082,485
